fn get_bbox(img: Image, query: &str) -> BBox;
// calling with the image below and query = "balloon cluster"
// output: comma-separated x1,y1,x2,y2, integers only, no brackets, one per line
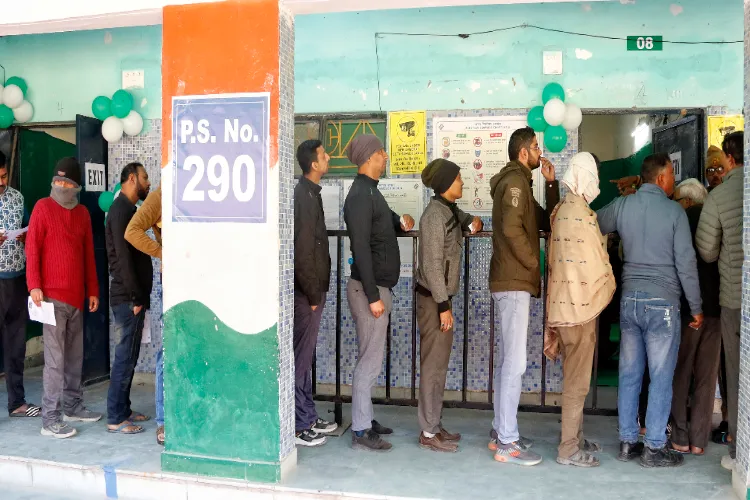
526,82,582,153
97,182,121,214
0,77,34,128
91,90,144,143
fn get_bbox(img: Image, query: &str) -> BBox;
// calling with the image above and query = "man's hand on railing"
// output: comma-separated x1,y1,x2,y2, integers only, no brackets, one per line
400,214,415,232
469,216,483,234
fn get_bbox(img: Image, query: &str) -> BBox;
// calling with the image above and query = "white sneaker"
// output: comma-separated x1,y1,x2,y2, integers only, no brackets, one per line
721,455,735,471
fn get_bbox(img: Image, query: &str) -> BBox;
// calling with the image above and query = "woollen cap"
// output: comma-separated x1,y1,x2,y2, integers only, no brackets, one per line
346,135,385,167
421,159,461,195
706,145,723,169
54,157,82,187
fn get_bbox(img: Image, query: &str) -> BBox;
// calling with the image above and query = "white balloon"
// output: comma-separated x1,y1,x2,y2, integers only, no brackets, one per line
3,85,23,109
543,98,566,127
12,101,33,123
102,116,124,143
562,103,583,131
121,110,144,136
0,85,4,105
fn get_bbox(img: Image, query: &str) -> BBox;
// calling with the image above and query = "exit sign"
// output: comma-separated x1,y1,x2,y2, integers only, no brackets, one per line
627,36,663,51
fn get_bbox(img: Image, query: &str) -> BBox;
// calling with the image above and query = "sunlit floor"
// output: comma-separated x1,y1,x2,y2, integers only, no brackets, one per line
0,370,737,500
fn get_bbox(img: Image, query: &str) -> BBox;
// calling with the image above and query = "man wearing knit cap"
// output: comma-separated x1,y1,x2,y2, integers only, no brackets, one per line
27,157,101,439
415,159,481,452
343,134,414,451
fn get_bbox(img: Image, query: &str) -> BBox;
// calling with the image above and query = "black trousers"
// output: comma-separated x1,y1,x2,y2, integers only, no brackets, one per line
0,275,28,413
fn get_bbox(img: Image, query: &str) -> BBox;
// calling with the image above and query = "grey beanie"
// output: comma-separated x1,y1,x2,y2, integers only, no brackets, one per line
346,135,384,167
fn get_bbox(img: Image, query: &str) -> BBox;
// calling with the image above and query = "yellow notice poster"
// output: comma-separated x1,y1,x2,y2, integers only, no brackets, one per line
707,115,744,149
389,111,427,175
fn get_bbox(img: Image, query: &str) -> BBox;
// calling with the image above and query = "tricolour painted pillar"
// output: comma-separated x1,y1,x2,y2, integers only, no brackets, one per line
160,0,296,482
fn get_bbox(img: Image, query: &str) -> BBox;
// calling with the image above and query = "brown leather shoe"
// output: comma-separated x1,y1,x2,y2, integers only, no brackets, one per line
419,433,458,453
438,427,461,442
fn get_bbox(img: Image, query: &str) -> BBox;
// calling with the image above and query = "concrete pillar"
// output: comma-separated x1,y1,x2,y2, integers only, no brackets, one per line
735,2,750,497
159,0,296,483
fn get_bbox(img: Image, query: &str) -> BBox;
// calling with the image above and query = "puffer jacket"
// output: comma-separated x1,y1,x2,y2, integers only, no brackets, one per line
695,166,743,310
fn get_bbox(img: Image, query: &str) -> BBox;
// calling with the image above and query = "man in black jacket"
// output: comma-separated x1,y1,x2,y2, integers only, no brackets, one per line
105,162,151,434
343,135,414,452
293,140,338,447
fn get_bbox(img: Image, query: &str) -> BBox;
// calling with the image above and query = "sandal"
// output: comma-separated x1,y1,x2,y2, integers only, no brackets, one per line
10,403,41,418
129,411,151,423
581,439,602,453
556,450,600,468
107,421,145,434
156,425,165,446
691,446,705,456
669,442,691,454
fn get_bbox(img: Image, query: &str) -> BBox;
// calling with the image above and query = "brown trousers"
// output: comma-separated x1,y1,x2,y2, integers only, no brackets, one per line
671,316,721,449
558,320,596,458
416,293,454,434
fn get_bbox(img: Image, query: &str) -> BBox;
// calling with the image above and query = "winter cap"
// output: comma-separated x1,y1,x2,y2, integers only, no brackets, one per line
421,159,461,195
346,135,385,167
53,157,82,187
706,145,723,169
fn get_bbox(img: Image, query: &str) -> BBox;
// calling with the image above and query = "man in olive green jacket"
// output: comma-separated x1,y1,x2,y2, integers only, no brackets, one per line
695,131,744,471
487,127,559,466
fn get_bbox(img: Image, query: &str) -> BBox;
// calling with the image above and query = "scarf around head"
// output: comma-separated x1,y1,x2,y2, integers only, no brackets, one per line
50,183,82,209
562,152,600,203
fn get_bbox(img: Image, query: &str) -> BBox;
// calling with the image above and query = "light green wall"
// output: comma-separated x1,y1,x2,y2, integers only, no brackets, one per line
0,26,162,123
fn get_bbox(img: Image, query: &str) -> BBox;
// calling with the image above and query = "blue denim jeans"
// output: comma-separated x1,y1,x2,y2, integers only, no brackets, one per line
491,291,531,445
156,315,164,427
107,303,145,425
618,291,681,449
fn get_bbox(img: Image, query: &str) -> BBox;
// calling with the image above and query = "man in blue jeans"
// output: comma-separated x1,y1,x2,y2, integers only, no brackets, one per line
597,153,703,468
105,163,152,434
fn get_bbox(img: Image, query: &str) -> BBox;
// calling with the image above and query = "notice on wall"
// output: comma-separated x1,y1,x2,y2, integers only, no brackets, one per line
389,111,427,175
432,116,536,213
669,151,682,181
342,179,423,277
707,115,744,150
84,163,106,192
171,93,269,223
321,185,342,272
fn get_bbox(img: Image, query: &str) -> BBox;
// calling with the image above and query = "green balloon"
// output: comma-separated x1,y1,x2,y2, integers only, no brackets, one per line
113,183,121,195
92,96,112,121
110,90,133,119
98,191,115,212
544,125,568,153
0,105,13,129
527,106,547,132
542,82,566,104
4,77,27,96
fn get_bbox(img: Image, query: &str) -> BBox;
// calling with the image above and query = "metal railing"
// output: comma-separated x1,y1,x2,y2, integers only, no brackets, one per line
313,230,616,426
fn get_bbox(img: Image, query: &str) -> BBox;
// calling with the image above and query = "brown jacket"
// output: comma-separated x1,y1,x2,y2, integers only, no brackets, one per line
543,193,616,360
125,185,162,260
489,161,559,297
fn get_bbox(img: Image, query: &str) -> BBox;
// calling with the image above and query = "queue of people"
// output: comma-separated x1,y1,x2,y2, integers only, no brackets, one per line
292,128,741,473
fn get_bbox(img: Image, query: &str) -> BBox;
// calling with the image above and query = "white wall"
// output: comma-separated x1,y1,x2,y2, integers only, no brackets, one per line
580,114,647,162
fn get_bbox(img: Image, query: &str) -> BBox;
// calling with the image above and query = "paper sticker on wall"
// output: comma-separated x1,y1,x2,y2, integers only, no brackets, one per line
707,115,744,150
389,111,427,175
669,151,682,181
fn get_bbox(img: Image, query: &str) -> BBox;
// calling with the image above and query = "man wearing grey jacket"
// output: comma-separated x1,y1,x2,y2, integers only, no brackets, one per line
597,152,703,468
415,159,481,453
696,131,744,471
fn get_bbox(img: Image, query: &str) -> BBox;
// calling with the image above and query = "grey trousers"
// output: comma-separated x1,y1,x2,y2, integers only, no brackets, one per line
721,308,740,459
348,279,392,432
42,298,85,427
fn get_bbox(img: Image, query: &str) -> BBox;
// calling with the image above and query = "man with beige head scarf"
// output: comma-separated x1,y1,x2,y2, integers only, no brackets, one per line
545,152,615,468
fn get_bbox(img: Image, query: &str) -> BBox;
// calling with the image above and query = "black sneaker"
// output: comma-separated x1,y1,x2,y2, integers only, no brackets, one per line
640,446,684,468
352,429,392,452
617,442,644,462
295,429,326,447
312,418,338,435
371,420,393,435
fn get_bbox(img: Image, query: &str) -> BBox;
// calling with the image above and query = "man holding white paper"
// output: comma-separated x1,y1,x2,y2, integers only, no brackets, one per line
26,157,101,439
0,151,40,418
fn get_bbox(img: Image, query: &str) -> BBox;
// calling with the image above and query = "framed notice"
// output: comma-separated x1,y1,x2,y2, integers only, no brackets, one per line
171,93,269,223
432,116,542,214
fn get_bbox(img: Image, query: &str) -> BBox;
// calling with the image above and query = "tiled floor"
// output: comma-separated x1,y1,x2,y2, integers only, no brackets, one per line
0,371,738,500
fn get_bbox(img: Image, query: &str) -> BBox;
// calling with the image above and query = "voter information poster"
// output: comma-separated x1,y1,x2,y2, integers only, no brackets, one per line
342,179,423,277
432,116,534,214
171,93,269,223
388,111,427,175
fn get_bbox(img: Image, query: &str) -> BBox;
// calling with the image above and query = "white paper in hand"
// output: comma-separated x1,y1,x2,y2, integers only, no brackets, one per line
27,297,56,326
141,314,151,344
4,227,28,240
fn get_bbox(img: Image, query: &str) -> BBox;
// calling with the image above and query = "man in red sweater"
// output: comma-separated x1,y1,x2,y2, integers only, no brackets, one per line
26,157,101,439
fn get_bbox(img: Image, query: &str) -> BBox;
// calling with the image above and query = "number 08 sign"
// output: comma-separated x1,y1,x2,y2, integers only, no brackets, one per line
172,93,269,223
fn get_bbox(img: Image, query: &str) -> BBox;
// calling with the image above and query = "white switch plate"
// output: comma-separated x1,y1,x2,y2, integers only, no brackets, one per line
543,51,563,75
122,70,145,89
